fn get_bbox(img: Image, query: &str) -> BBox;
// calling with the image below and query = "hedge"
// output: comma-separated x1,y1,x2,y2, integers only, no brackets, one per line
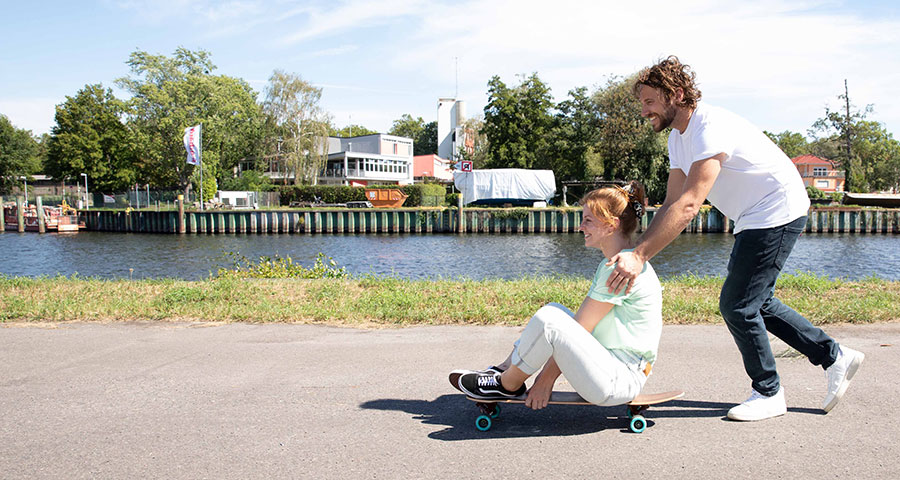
278,184,446,207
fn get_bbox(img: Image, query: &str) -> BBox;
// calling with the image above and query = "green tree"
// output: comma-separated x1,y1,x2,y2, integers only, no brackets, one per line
329,124,377,137
220,169,274,191
34,133,51,172
45,84,136,192
262,70,330,185
592,76,669,203
849,120,900,192
388,115,439,155
418,121,438,156
0,114,41,193
764,130,810,159
808,94,900,192
389,114,424,140
482,73,555,170
454,117,488,169
808,93,874,192
117,47,265,200
547,87,599,183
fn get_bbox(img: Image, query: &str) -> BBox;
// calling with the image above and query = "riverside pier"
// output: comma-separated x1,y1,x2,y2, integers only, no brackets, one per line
76,206,900,235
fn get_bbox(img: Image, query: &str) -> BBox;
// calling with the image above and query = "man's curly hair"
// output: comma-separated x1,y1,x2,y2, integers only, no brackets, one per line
632,56,702,109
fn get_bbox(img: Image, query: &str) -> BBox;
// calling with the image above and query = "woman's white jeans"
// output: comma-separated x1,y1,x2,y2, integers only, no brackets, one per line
510,303,647,406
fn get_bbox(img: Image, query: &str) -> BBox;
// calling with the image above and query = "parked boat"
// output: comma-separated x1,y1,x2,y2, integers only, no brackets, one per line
843,193,900,208
3,200,84,232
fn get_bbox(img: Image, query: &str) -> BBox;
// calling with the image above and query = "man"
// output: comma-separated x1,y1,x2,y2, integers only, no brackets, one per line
607,56,864,421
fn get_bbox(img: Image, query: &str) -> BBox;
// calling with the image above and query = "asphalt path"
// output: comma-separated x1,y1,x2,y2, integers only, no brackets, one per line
2,322,898,479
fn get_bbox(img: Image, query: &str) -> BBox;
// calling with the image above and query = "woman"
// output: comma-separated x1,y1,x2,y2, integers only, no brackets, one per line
455,182,662,409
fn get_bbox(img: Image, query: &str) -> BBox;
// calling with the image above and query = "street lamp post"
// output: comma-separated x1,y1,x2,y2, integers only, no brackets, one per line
80,173,89,211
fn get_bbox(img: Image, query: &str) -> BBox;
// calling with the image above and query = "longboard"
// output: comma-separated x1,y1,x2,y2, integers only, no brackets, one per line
450,371,683,433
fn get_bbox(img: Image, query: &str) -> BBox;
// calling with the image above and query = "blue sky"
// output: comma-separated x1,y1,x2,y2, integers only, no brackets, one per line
2,0,899,142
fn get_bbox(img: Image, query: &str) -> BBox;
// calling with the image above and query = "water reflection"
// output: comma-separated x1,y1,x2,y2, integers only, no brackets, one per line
0,231,896,281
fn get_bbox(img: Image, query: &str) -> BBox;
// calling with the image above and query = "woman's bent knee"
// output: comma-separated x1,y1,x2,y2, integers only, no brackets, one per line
532,304,576,330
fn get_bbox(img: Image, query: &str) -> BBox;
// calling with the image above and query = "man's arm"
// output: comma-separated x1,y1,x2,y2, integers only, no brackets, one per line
605,154,725,294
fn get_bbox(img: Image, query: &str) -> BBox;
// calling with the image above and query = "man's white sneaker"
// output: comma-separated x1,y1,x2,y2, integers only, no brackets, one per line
823,346,864,413
727,387,787,421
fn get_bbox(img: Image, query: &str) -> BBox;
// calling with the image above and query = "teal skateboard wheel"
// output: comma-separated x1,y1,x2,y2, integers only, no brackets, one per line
629,415,647,433
476,415,492,431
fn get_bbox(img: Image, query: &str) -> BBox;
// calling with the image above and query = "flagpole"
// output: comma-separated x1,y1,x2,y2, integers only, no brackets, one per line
199,123,204,211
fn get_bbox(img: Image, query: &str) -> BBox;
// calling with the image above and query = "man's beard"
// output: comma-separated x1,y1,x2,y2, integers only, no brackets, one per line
651,104,678,132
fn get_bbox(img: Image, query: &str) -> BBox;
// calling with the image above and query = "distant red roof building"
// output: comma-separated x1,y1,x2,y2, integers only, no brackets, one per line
791,155,845,192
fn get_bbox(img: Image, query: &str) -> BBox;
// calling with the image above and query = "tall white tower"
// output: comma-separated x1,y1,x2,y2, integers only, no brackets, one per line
437,98,466,161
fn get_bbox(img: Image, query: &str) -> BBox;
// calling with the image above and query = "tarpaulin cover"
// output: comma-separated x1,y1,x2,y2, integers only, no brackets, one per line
453,169,556,205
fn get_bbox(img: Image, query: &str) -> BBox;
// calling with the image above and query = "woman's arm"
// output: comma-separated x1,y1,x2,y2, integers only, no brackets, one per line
574,296,615,333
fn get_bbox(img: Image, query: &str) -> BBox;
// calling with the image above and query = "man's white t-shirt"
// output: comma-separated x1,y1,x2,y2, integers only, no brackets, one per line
667,103,810,234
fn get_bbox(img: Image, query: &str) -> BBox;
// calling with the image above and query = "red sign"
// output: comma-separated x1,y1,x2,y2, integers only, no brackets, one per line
460,161,473,172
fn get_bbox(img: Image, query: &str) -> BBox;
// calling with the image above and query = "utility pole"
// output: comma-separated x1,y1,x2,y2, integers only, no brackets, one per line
844,79,853,192
455,56,459,99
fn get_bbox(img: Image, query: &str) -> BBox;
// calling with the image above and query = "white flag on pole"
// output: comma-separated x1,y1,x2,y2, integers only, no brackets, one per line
183,125,201,165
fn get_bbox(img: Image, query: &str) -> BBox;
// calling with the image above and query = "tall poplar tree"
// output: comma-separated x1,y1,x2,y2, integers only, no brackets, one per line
262,70,330,185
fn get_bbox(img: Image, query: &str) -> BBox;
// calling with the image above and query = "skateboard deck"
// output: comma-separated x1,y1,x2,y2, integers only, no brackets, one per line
450,371,683,433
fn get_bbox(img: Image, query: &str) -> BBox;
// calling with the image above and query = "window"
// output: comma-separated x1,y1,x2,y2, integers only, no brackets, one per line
813,167,827,177
816,180,829,188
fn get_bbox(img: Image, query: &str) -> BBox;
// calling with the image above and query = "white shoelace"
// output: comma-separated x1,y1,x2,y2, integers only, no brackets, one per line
477,375,500,388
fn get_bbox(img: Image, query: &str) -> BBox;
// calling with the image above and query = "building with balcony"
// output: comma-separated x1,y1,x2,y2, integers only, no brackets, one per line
792,155,845,192
318,134,414,186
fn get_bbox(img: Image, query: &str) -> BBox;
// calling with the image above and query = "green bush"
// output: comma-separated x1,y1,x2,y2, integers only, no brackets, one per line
806,185,826,199
278,185,365,205
446,192,460,206
420,184,446,207
217,252,350,279
279,184,445,207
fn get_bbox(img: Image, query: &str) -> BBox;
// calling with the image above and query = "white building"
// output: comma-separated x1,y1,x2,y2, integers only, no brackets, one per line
318,134,414,186
437,98,473,163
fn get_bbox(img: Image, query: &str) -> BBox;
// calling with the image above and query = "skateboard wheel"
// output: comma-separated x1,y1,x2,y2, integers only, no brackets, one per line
475,415,492,431
630,415,646,433
490,405,501,418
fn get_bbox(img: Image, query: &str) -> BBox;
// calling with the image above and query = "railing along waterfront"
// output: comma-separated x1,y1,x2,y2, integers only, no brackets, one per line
76,206,900,235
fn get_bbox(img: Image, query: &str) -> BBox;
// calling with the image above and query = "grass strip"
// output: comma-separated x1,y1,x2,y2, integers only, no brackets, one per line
1,273,898,326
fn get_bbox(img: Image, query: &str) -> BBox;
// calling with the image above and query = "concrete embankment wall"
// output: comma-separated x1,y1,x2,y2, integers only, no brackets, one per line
80,207,900,234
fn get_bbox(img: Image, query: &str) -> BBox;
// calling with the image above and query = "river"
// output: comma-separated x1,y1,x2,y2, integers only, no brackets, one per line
1,231,896,281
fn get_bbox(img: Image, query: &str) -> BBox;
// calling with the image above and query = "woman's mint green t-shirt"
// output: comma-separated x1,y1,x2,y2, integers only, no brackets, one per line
586,252,663,363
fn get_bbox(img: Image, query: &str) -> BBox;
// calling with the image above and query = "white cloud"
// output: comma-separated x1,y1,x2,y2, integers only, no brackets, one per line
310,45,359,57
277,0,424,46
377,0,900,134
23,0,900,137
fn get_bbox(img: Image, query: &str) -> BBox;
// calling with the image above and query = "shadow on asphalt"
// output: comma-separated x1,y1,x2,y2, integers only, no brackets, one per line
359,395,757,440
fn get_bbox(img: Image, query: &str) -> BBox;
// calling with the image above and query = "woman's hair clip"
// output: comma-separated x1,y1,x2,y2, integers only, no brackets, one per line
633,201,644,217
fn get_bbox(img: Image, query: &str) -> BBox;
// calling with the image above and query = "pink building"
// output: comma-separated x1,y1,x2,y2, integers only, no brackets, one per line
792,155,845,192
413,154,453,182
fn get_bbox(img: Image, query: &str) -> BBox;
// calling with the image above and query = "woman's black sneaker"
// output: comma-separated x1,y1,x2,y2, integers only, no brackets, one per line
457,372,526,400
